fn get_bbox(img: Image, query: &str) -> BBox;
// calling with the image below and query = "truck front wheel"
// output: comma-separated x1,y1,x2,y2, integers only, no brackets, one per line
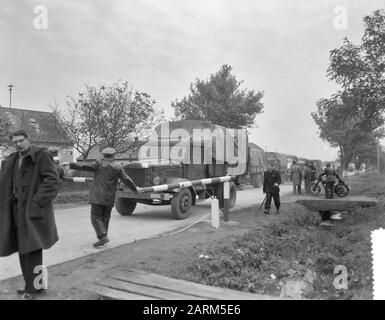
115,198,137,216
171,188,192,220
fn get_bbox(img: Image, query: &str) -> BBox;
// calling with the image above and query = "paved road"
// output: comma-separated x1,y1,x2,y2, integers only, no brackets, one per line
0,184,293,281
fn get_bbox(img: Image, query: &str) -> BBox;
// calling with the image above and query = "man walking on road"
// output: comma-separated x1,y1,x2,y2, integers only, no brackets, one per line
69,147,138,248
0,130,59,300
263,163,281,214
290,157,302,194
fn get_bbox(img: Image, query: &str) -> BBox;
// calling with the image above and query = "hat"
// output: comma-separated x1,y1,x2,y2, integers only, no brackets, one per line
101,147,116,155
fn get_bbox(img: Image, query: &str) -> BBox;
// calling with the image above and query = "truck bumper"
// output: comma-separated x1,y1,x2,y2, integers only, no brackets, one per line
116,189,172,201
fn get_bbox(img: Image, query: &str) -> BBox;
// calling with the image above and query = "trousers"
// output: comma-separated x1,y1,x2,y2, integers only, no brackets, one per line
304,178,311,194
91,204,113,239
11,200,44,293
265,192,280,210
293,184,301,194
325,182,335,199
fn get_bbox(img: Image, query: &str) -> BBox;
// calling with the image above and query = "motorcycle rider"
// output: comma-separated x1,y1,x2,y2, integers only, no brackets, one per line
318,162,342,199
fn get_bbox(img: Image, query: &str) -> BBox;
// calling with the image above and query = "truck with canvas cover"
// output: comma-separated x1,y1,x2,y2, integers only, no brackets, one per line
114,120,248,219
246,142,266,188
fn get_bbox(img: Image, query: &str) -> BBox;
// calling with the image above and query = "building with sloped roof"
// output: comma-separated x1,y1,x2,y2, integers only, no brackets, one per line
0,106,74,163
78,137,147,164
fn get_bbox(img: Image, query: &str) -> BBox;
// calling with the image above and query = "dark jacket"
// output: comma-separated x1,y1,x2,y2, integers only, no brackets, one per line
310,164,316,180
319,167,341,183
0,146,59,256
55,164,64,179
263,169,281,194
290,163,302,185
70,160,137,207
303,164,313,181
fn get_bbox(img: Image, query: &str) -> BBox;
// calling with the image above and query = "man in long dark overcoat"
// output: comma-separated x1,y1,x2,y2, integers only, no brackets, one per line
0,130,59,300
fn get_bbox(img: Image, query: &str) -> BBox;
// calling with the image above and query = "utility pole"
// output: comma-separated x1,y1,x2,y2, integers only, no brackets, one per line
7,84,14,108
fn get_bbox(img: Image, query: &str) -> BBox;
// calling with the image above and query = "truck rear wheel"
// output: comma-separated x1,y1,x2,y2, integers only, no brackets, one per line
115,198,137,216
171,188,192,220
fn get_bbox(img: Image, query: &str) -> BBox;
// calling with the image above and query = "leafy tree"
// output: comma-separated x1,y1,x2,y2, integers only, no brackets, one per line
352,133,380,169
60,81,164,159
312,91,382,169
172,64,264,129
312,10,385,169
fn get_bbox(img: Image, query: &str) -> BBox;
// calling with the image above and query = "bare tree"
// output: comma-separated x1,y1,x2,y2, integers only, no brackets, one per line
58,81,164,159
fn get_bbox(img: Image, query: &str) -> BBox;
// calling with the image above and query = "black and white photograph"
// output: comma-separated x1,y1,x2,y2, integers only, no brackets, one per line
1,0,385,305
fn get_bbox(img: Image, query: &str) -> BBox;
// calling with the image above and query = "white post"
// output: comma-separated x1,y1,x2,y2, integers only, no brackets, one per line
211,198,220,228
223,181,230,222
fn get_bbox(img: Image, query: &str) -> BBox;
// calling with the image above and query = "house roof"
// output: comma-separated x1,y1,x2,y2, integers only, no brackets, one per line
0,106,72,146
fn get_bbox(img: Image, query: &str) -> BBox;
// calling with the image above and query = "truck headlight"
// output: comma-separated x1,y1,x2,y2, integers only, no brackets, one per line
153,175,161,185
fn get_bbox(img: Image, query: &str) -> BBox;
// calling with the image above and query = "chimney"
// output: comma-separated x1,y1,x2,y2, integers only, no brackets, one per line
134,136,139,143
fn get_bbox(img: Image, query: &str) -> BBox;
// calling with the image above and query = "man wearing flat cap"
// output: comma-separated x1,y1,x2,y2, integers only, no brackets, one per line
69,147,138,247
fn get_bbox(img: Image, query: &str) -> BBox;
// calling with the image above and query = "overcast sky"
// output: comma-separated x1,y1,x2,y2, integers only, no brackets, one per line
1,0,384,161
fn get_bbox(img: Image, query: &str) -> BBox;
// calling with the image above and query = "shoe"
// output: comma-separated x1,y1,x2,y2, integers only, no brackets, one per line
21,292,37,300
93,237,109,248
17,288,46,295
264,209,270,215
276,209,280,214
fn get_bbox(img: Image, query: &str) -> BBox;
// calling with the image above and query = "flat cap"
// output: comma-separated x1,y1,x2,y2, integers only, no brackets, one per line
101,147,116,155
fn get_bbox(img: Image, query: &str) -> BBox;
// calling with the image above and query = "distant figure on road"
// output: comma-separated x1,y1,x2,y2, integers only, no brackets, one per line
309,161,316,181
303,161,313,194
69,147,138,248
0,130,59,300
263,163,281,215
318,162,342,199
47,147,64,180
290,157,302,194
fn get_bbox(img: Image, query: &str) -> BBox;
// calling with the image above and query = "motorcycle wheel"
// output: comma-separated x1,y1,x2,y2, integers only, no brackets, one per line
310,182,321,196
334,184,349,197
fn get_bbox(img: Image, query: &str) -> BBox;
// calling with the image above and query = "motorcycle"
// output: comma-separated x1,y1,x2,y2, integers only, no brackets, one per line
310,177,350,197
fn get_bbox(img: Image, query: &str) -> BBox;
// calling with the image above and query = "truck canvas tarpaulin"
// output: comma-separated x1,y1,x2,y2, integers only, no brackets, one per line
139,120,248,176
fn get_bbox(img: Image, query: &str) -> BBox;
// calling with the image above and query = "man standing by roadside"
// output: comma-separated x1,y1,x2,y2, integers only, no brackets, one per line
303,161,313,194
263,163,281,214
69,147,138,248
48,147,64,180
290,157,302,194
0,130,59,300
